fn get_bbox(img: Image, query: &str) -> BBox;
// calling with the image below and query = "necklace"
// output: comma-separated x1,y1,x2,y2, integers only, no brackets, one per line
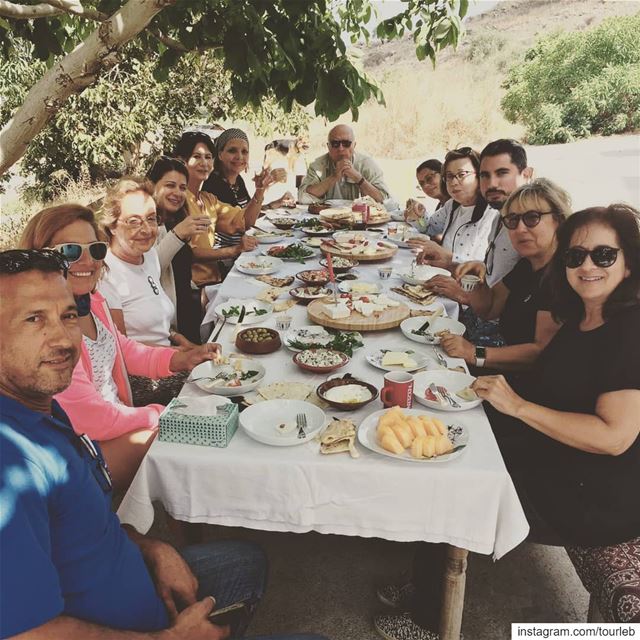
228,180,240,197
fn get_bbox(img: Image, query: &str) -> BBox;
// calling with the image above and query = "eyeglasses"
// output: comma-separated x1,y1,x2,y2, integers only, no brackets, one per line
501,210,554,230
328,139,353,149
564,245,621,269
118,215,159,228
147,275,160,295
418,173,439,187
444,170,475,184
50,242,108,263
0,249,69,276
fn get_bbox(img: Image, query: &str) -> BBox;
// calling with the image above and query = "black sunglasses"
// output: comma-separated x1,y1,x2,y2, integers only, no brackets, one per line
329,139,353,149
502,210,554,230
51,242,108,263
0,249,69,276
564,245,621,269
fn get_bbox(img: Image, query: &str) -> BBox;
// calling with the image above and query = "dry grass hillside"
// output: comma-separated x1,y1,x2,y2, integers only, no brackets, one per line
306,0,639,160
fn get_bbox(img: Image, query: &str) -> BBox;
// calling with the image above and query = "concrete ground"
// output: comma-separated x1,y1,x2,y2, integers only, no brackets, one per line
149,512,589,639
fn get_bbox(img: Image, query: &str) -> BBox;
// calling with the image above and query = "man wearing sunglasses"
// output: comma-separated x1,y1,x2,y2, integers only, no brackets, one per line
298,124,390,204
0,250,326,640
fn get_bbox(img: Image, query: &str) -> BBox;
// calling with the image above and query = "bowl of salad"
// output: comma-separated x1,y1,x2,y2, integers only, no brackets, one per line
292,348,350,373
264,243,316,263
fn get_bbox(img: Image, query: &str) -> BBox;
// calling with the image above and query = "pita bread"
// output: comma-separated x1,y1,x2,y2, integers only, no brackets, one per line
256,286,287,303
255,275,294,287
258,381,313,401
319,418,359,458
273,299,298,312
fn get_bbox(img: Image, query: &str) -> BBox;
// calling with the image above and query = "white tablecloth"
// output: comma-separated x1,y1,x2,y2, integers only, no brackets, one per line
118,210,529,560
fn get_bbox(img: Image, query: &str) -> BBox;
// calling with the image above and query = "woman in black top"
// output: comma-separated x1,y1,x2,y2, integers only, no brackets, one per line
148,157,208,344
436,179,570,371
475,203,640,549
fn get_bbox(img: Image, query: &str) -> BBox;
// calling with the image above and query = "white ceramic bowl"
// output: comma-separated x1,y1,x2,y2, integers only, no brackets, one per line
235,257,283,275
400,316,466,345
190,359,266,396
412,370,481,412
399,265,451,285
240,399,327,446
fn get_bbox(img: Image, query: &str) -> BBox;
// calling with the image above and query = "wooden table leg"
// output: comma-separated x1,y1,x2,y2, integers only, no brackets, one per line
439,545,469,640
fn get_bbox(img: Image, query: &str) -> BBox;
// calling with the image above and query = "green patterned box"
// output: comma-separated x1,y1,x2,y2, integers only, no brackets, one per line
159,397,239,447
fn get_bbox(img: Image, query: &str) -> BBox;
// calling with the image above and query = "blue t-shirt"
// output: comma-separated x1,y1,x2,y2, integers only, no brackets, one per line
0,396,168,637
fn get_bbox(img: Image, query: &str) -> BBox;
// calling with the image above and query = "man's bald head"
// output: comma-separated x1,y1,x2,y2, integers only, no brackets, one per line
327,124,356,162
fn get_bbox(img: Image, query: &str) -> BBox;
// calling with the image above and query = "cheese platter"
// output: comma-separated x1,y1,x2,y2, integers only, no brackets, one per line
320,237,397,262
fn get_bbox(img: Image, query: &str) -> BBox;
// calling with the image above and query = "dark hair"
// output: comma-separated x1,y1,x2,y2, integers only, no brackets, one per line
549,204,640,324
441,146,487,221
480,139,528,173
147,156,189,184
416,159,442,175
0,249,69,277
173,131,216,159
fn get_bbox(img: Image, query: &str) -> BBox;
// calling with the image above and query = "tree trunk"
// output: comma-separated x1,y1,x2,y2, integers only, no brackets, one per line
0,0,175,176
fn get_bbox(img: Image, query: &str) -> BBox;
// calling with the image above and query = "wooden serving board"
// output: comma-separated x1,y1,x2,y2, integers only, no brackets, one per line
320,240,398,262
306,298,410,331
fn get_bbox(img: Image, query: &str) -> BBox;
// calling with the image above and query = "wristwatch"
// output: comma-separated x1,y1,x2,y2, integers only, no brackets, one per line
356,176,365,186
475,346,486,368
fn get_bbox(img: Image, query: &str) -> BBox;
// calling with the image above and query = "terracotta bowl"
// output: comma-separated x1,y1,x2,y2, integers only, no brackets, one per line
235,327,281,354
293,349,349,373
296,269,331,286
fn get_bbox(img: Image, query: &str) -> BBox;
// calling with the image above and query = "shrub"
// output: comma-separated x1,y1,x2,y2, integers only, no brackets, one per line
501,15,640,144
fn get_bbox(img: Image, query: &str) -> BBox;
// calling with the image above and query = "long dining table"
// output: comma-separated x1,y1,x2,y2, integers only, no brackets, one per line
117,207,529,640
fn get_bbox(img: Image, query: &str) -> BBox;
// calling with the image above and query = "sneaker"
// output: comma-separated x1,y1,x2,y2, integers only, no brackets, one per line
376,581,416,610
374,612,439,640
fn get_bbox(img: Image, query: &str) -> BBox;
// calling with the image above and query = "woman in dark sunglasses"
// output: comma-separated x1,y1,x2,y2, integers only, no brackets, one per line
432,179,570,372
474,204,640,623
19,204,222,492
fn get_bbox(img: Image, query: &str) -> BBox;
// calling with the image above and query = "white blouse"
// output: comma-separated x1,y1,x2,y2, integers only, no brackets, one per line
83,313,122,405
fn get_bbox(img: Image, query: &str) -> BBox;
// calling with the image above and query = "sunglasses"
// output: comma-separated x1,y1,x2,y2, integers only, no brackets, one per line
564,245,621,269
51,242,108,263
0,249,69,276
328,139,353,149
501,210,554,230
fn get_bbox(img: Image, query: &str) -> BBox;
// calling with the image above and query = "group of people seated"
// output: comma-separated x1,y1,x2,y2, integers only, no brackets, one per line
0,122,638,640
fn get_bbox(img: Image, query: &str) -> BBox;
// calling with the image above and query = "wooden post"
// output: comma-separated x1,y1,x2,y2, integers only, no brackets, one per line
439,545,469,640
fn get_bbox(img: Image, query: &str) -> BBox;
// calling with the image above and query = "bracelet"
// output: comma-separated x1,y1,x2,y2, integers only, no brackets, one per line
356,176,365,187
172,229,187,243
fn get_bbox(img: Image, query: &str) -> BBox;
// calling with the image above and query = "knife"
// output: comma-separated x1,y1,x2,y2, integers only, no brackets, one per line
209,315,227,342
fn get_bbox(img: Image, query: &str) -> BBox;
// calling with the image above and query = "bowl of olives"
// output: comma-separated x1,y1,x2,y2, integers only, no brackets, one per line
235,327,282,355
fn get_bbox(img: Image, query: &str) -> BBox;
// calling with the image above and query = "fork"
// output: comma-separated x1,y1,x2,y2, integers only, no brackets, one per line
437,385,462,409
296,413,308,439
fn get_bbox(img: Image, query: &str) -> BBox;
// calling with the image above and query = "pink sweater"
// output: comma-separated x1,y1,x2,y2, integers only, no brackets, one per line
56,292,176,440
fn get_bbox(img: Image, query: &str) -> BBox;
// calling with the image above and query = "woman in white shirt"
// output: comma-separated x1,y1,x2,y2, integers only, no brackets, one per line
408,147,499,269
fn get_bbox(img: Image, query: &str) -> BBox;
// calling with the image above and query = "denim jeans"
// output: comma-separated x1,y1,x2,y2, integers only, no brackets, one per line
180,540,327,640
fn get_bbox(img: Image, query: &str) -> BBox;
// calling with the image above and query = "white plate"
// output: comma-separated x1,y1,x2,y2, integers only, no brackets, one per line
284,325,333,352
261,244,317,261
265,209,298,220
337,281,381,294
235,257,283,275
190,359,266,396
357,408,469,462
400,316,466,345
365,349,433,373
214,299,273,324
289,286,332,300
303,227,334,236
386,227,423,248
249,232,286,244
398,265,451,285
412,370,481,412
302,237,325,248
332,230,381,243
240,399,326,446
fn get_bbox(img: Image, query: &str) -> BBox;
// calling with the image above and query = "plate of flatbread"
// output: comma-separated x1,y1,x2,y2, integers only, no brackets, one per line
255,275,295,288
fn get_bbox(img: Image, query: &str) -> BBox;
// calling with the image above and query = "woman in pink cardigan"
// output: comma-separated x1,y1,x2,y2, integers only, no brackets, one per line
19,204,220,491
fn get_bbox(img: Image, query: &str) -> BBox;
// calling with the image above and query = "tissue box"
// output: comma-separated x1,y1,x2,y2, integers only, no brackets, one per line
159,397,239,447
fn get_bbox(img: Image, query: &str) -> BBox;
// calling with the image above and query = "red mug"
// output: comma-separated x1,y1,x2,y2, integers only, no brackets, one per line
381,371,414,409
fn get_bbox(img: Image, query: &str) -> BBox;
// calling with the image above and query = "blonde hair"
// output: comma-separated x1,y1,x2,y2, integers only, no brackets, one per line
100,176,155,241
19,203,106,250
502,178,572,223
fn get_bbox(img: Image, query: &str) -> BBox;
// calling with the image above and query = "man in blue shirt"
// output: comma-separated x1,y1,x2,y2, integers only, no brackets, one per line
0,249,325,640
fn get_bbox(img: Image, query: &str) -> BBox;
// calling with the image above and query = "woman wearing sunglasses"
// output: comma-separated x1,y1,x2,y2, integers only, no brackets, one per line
19,204,221,492
431,179,570,371
473,204,640,623
148,157,210,344
173,131,258,287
